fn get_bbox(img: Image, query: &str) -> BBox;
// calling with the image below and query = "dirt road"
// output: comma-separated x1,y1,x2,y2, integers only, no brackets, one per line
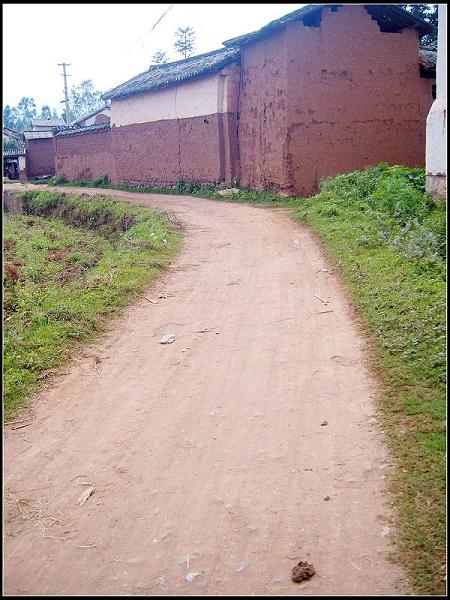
4,186,405,595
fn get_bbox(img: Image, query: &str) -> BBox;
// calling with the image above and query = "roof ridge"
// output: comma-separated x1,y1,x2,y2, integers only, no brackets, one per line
102,45,239,101
55,122,110,137
148,46,237,71
223,3,434,46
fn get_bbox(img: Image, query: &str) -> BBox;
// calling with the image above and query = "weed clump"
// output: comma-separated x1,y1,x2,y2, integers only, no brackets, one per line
92,173,109,187
51,175,68,185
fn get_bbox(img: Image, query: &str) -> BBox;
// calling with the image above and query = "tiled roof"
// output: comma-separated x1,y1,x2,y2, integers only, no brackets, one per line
32,118,66,127
55,122,110,137
3,126,24,141
23,130,54,140
102,46,240,101
223,4,434,46
3,145,26,157
419,48,437,70
70,104,110,126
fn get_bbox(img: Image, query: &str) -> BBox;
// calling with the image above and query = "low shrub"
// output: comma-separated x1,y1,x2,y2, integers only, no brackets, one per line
51,175,68,185
92,173,109,187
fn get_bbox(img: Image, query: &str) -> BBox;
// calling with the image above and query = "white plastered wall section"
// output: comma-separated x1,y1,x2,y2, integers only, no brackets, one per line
110,65,239,127
425,4,447,198
82,108,111,127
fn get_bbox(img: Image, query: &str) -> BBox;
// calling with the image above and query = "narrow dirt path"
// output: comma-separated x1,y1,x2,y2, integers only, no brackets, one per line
4,185,405,595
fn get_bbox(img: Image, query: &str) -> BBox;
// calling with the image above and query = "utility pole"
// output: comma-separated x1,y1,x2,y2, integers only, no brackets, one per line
58,62,71,124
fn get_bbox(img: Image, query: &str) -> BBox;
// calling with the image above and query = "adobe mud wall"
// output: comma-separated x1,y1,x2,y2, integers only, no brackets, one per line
238,4,435,196
237,29,290,192
56,65,240,186
26,138,55,178
111,112,238,186
55,128,116,182
55,113,239,187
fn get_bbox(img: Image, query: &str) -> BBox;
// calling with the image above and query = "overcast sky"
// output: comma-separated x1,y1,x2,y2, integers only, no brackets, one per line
3,3,304,112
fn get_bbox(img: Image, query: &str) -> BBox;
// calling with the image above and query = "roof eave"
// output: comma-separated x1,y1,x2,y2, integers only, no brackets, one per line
102,54,240,102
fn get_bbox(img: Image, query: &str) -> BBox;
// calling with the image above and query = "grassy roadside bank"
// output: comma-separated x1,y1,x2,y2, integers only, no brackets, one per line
38,166,446,594
291,168,446,595
3,190,181,419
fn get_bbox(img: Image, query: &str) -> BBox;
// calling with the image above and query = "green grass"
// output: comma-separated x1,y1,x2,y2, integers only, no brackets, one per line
24,167,446,593
39,173,297,204
3,190,181,418
291,167,446,595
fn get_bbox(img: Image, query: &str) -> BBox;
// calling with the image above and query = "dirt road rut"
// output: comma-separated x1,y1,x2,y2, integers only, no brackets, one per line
4,186,405,595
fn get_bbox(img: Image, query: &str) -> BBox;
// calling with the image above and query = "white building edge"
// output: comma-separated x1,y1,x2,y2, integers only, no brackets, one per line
426,4,447,199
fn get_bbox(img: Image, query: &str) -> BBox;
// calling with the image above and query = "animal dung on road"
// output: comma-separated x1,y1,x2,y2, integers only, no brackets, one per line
291,561,316,583
160,335,176,344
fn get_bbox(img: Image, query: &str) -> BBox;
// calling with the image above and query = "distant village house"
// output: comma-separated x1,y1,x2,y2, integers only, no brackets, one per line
23,119,63,179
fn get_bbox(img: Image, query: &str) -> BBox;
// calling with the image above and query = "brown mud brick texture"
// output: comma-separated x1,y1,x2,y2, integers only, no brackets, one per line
55,128,116,182
55,113,239,187
237,4,434,196
26,138,55,178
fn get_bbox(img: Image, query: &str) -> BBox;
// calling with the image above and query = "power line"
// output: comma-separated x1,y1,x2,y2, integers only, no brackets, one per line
150,4,174,33
135,4,176,60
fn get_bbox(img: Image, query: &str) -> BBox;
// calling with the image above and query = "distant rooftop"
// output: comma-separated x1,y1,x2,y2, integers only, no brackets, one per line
32,118,66,128
223,4,434,46
23,130,54,140
55,122,110,137
102,46,240,101
3,126,24,141
3,145,26,157
419,48,437,70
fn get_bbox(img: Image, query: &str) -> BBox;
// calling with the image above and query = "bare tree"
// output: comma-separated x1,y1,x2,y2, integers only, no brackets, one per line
174,26,196,59
151,50,169,65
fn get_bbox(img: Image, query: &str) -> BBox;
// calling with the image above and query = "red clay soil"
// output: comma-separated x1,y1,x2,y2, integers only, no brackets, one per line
3,185,405,595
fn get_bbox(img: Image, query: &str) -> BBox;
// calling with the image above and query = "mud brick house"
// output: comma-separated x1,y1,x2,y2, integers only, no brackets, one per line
53,4,436,196
23,130,56,179
19,118,66,179
31,117,65,131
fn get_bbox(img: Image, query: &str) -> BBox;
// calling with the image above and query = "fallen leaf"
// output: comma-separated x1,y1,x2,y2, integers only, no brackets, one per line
77,486,95,506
